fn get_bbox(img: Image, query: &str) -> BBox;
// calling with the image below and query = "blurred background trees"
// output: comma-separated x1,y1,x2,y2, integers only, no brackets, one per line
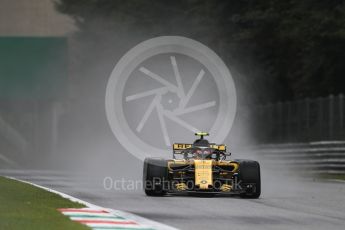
56,0,345,104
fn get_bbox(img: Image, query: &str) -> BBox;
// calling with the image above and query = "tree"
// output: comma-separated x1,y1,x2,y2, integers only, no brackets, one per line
56,0,345,104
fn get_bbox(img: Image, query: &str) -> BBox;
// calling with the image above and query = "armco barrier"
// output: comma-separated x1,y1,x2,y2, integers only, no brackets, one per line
252,141,345,174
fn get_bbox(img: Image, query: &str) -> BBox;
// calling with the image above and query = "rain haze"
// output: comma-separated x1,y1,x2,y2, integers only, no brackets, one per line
1,1,345,230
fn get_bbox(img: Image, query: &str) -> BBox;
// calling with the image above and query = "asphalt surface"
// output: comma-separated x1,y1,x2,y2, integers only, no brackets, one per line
1,163,345,230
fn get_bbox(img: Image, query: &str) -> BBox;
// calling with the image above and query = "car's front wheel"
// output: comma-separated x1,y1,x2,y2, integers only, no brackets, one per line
236,160,261,199
143,158,168,196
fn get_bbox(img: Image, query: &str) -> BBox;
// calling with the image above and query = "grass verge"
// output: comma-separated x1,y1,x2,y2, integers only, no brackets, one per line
0,176,89,230
317,173,345,181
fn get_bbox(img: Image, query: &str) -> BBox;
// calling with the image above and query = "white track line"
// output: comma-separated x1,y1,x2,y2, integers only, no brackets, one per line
6,176,178,230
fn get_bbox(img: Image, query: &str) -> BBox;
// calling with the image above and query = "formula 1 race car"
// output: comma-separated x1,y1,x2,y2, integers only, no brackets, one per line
143,132,261,198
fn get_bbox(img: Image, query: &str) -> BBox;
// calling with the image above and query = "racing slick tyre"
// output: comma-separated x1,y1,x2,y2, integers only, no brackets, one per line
236,160,261,199
143,158,168,196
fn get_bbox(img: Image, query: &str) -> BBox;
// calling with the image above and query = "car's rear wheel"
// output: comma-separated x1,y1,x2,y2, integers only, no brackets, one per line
236,160,261,199
143,158,168,196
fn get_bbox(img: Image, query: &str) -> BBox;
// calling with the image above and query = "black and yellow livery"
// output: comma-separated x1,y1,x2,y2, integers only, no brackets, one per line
143,133,261,198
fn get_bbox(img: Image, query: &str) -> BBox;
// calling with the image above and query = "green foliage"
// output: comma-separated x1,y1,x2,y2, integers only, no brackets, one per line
55,0,345,104
230,0,345,100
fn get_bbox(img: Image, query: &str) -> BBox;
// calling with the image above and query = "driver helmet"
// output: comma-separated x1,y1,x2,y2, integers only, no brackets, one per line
193,138,210,147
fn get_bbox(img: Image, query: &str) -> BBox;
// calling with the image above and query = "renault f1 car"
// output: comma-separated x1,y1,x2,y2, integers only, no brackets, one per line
143,132,261,198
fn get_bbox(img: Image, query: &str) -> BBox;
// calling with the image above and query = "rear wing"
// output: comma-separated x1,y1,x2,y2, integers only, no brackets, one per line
173,143,192,154
210,144,227,151
173,143,227,153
